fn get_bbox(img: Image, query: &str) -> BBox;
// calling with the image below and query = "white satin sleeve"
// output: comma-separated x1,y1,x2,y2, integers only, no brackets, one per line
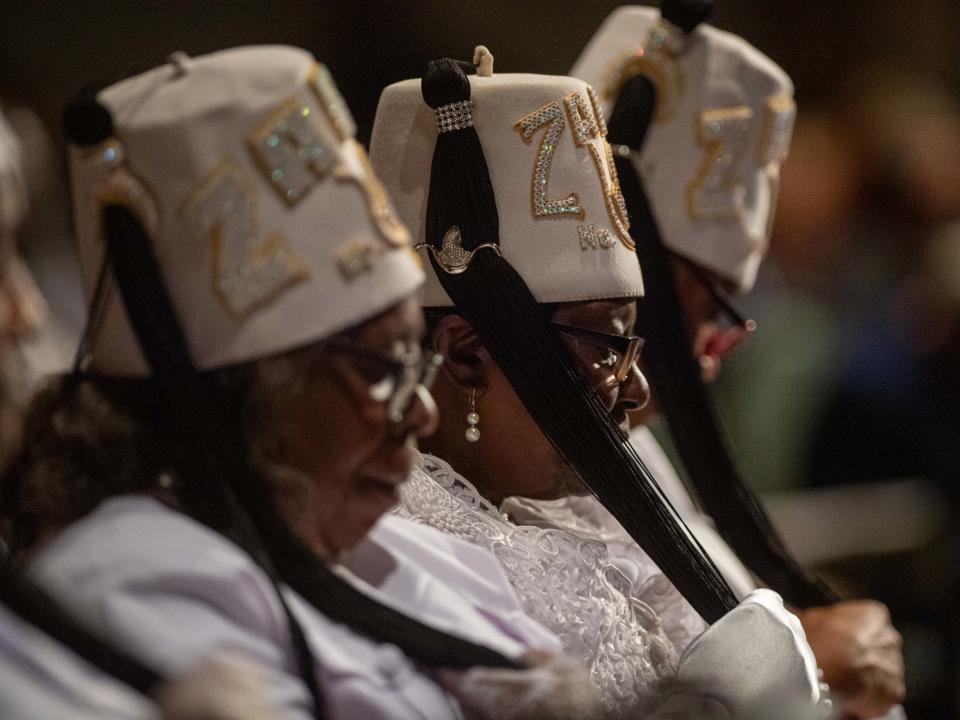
0,606,157,720
29,495,464,720
648,589,826,720
341,514,561,656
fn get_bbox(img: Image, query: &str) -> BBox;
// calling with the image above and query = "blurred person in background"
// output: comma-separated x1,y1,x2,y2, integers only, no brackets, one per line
716,60,960,716
807,63,960,501
800,65,960,718
2,104,83,387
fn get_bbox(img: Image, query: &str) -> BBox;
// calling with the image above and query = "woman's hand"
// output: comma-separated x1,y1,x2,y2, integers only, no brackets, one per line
156,658,275,720
797,601,905,720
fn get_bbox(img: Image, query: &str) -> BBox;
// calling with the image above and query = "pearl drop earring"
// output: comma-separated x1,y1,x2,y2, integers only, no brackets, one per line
465,389,480,442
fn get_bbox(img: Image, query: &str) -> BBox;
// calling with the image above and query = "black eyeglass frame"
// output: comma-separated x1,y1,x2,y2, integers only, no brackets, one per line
550,321,644,385
666,249,756,333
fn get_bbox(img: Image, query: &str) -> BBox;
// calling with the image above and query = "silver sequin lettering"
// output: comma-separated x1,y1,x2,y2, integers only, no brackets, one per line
248,98,336,207
687,106,754,219
514,101,583,219
186,161,309,316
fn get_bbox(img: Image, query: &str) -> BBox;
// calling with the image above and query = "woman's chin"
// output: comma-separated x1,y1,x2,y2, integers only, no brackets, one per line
327,481,403,554
698,354,722,383
356,475,403,510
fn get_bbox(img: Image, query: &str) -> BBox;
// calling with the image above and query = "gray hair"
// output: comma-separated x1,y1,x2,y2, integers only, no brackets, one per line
1,339,327,559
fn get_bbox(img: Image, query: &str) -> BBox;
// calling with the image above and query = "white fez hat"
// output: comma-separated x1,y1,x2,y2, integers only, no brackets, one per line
572,6,795,293
69,46,421,376
369,50,644,307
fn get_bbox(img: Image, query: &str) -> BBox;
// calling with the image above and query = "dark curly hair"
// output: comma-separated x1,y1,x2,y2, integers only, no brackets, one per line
0,344,313,560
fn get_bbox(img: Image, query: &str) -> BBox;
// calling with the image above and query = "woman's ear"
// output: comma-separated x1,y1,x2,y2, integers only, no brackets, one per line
431,314,491,392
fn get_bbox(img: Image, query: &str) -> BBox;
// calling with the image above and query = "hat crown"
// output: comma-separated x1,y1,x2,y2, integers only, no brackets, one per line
572,7,795,292
370,71,644,306
70,46,421,375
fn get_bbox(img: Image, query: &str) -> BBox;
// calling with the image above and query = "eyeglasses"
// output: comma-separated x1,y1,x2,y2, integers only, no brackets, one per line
324,337,444,423
550,321,644,387
668,250,757,334
665,250,758,363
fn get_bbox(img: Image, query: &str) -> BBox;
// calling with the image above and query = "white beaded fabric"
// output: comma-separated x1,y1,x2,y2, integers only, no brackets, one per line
503,494,709,656
396,452,679,717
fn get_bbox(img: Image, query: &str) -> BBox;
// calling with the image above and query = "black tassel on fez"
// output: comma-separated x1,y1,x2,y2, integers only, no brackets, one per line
421,58,738,624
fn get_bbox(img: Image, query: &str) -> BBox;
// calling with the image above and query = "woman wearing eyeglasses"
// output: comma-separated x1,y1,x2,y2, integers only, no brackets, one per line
370,49,827,718
543,5,905,719
1,47,602,720
0,99,291,720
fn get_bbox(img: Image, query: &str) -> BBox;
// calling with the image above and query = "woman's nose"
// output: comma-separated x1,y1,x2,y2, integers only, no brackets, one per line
616,364,651,413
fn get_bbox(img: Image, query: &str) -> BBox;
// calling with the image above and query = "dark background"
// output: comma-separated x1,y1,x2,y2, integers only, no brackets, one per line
2,0,958,143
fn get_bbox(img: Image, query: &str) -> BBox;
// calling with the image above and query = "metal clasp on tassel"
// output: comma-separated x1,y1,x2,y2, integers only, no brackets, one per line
413,226,501,274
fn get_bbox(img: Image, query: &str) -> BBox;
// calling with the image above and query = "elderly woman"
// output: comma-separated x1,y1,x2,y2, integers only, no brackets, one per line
0,103,283,720
370,48,827,718
511,4,906,719
1,47,598,720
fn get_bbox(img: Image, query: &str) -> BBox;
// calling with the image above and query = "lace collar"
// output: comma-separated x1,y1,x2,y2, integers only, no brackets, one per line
397,451,679,717
416,452,505,520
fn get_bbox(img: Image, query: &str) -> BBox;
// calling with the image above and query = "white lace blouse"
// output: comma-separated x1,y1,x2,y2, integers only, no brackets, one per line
30,495,563,720
397,452,828,720
396,452,681,717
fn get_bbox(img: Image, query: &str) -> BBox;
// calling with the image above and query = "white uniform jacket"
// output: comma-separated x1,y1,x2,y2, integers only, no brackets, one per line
29,495,559,720
0,604,156,720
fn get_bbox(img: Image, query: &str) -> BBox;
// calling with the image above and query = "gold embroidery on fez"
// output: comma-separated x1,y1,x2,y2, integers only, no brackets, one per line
564,89,633,249
76,138,161,242
247,96,337,207
602,141,633,248
333,140,411,248
183,160,309,317
564,91,601,147
753,95,796,244
585,141,633,249
602,43,683,123
309,63,358,143
336,239,378,280
593,87,632,249
514,101,584,220
587,85,608,137
758,95,796,167
687,106,754,220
